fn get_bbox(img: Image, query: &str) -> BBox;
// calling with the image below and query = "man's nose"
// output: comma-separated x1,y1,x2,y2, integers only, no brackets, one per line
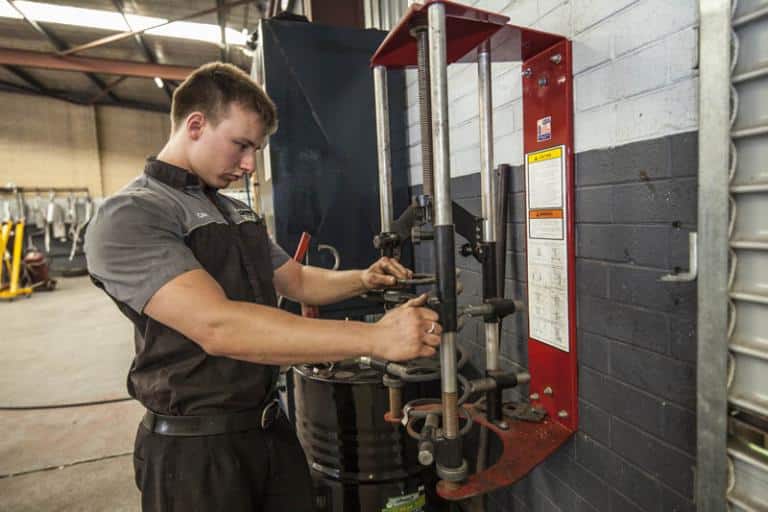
239,152,255,174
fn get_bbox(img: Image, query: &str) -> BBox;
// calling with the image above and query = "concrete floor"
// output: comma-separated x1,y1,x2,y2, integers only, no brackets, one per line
0,277,141,511
0,276,134,407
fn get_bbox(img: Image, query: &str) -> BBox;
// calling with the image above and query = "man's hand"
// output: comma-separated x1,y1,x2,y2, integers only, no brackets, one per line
370,294,442,361
361,256,414,290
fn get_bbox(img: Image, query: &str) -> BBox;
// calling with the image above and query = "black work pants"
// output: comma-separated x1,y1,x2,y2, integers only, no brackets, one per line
132,414,313,511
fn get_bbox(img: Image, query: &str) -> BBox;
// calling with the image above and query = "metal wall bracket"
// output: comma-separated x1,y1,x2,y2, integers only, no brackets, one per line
660,232,698,282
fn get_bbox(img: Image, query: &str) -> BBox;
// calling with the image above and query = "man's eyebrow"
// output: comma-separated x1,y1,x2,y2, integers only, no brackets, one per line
234,137,260,149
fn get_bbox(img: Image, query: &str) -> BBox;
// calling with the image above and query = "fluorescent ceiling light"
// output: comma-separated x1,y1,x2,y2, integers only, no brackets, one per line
147,21,234,45
2,1,247,46
0,0,21,18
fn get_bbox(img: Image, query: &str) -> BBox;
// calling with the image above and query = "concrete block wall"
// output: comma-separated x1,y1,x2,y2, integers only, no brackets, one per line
0,91,103,195
0,91,169,197
96,105,172,196
403,1,699,510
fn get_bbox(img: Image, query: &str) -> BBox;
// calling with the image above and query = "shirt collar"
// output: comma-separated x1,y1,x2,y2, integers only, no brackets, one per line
144,157,209,191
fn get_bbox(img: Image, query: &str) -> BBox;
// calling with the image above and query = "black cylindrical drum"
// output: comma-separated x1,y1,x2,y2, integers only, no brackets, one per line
292,361,445,512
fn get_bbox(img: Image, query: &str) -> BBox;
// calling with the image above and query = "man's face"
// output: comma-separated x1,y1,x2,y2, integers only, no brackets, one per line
189,103,266,189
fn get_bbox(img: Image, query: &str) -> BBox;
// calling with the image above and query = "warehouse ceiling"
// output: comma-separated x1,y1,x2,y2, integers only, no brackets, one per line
0,0,277,111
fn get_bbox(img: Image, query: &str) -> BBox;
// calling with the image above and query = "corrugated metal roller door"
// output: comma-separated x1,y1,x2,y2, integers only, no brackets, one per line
728,0,768,509
363,0,410,30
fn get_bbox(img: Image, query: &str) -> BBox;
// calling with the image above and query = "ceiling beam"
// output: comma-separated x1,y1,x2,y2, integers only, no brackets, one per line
0,82,169,113
111,0,173,101
60,0,255,57
2,65,47,91
87,76,128,105
0,79,40,95
7,0,122,103
0,48,197,81
98,97,169,113
0,80,84,105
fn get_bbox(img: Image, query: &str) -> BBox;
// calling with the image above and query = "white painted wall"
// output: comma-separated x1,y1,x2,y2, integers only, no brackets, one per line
402,0,699,184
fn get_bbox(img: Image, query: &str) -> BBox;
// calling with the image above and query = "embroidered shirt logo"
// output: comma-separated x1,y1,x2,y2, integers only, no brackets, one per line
237,209,259,223
195,212,209,219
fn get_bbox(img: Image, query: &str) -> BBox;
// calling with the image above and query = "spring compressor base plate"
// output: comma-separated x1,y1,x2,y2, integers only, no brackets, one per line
436,403,573,501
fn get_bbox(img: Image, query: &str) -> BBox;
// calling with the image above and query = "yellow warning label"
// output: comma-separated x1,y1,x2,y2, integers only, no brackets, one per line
530,209,563,219
527,147,563,164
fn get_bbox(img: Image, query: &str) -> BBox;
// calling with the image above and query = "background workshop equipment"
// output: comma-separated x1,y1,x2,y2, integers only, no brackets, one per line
0,0,766,511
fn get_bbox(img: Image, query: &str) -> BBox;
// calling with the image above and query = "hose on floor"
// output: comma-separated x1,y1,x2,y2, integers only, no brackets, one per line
0,397,133,411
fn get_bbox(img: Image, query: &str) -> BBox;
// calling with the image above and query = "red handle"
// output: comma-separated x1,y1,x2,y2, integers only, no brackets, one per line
291,232,319,318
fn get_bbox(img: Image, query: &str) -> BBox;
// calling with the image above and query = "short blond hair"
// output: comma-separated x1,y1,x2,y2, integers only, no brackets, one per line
171,62,278,134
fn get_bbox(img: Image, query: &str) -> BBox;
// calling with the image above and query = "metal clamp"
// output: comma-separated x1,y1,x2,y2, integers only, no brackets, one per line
660,232,698,282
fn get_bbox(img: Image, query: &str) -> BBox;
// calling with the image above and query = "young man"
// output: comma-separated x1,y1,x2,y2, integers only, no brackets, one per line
85,62,442,511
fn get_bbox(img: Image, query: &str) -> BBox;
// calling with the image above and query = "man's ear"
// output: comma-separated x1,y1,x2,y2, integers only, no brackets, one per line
185,112,206,141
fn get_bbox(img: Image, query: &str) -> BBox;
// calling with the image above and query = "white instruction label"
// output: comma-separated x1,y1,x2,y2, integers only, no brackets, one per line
525,146,569,352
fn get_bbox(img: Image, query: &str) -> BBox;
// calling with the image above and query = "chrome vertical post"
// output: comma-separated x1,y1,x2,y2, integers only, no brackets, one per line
428,1,465,482
429,3,452,228
478,41,499,376
373,65,393,234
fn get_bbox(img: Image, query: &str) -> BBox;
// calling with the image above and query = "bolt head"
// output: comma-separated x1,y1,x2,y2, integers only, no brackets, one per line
558,410,568,418
550,53,562,64
543,386,553,396
418,450,434,466
530,393,540,400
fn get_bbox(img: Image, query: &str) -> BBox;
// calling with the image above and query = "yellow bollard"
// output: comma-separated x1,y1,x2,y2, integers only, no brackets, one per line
0,222,11,289
0,220,33,300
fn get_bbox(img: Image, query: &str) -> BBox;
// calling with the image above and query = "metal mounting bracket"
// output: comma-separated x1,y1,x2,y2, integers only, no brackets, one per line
660,232,698,282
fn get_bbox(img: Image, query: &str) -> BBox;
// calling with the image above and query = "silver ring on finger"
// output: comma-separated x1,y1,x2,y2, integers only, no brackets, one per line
427,322,436,335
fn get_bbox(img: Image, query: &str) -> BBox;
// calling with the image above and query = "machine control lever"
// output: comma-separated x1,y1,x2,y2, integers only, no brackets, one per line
461,299,524,322
373,232,400,252
358,347,468,384
466,371,531,395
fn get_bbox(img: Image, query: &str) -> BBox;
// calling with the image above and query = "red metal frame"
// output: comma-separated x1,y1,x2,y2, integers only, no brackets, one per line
369,0,578,498
370,0,564,68
437,405,572,500
371,1,507,68
406,402,573,500
522,40,578,432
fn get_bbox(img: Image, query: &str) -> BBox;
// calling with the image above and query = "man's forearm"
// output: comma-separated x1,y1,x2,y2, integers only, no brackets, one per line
205,300,374,364
295,266,367,306
144,269,438,366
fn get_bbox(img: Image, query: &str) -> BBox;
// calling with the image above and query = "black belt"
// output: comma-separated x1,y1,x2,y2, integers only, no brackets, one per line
141,399,281,437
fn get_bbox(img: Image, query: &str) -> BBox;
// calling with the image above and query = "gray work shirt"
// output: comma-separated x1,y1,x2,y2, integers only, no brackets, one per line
85,158,290,415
